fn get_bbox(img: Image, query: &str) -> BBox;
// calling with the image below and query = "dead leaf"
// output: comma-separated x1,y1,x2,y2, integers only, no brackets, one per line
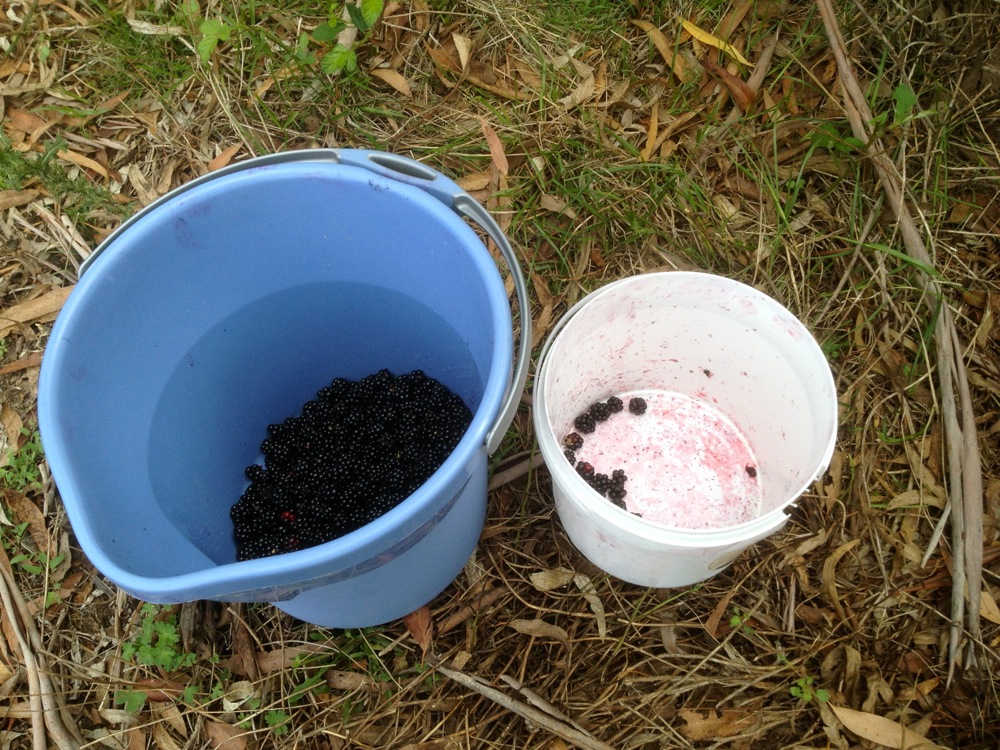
822,539,860,622
151,723,184,750
134,677,186,702
57,149,109,178
829,704,947,749
641,100,659,161
0,190,40,212
0,351,44,377
457,171,492,191
0,286,74,340
898,677,940,702
151,702,188,738
480,119,508,176
452,33,473,69
980,587,1000,625
326,670,377,691
574,574,606,640
3,489,48,554
0,405,23,470
539,194,577,219
208,144,242,172
221,681,257,713
594,61,607,101
99,706,139,727
370,68,412,97
530,567,577,591
679,708,759,740
239,644,324,674
558,59,595,108
631,20,699,83
509,619,570,650
203,721,248,750
126,727,147,750
6,108,48,134
403,605,433,659
701,57,754,109
681,18,751,65
530,273,555,349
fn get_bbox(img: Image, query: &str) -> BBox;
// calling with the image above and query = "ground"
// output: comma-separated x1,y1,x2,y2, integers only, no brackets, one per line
0,0,999,748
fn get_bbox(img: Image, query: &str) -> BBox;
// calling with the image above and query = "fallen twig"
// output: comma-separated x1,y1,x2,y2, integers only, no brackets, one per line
436,587,507,635
488,453,547,491
815,0,984,679
0,548,82,750
434,661,617,750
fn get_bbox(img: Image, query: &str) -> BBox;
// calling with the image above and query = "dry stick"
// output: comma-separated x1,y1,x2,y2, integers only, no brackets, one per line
814,0,984,676
0,565,81,750
487,454,547,491
434,662,617,750
0,569,46,750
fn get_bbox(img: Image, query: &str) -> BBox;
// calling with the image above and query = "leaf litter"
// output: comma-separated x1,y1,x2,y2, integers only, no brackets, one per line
0,0,999,748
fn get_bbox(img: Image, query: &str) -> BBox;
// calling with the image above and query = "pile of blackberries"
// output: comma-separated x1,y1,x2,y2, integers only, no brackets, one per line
562,396,646,510
231,369,472,561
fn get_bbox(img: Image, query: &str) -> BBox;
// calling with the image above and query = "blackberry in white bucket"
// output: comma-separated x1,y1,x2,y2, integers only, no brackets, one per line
628,397,647,415
231,369,473,562
562,397,637,509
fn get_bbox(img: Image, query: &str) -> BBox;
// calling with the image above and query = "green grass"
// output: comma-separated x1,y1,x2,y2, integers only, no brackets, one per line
0,137,130,233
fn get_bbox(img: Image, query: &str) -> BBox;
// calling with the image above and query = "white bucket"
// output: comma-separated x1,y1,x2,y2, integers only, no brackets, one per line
533,272,837,587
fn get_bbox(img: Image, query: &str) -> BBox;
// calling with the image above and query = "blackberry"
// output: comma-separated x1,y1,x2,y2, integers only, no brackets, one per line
607,485,627,503
628,397,647,415
606,396,624,413
575,461,595,480
590,473,611,495
564,449,576,464
574,412,597,434
611,469,627,483
588,402,612,422
231,368,473,562
609,495,627,510
563,432,585,451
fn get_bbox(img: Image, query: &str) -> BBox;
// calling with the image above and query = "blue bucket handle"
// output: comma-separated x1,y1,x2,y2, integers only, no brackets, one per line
79,149,530,455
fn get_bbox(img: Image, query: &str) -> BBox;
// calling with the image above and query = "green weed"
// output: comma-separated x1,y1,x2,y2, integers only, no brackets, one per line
113,689,148,714
729,607,755,636
265,709,292,735
790,675,830,703
0,427,44,493
122,603,198,673
191,0,385,74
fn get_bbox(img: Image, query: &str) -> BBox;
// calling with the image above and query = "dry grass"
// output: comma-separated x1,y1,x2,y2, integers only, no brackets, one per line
1,0,999,748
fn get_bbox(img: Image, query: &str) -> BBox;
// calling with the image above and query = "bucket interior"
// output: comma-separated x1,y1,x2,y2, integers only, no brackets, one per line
541,273,837,524
40,160,512,587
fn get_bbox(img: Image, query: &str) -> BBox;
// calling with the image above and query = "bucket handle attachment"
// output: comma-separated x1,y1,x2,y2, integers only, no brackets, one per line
332,150,531,455
80,149,530,455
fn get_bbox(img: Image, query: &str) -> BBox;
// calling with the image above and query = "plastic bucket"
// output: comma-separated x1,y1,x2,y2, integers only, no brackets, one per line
533,272,837,587
38,150,530,627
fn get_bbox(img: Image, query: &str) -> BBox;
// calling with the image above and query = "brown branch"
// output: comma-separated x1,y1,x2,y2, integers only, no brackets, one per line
814,0,984,678
0,550,82,749
434,661,617,750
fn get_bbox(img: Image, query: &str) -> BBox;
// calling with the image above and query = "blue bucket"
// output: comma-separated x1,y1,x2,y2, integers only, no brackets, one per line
38,150,529,627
